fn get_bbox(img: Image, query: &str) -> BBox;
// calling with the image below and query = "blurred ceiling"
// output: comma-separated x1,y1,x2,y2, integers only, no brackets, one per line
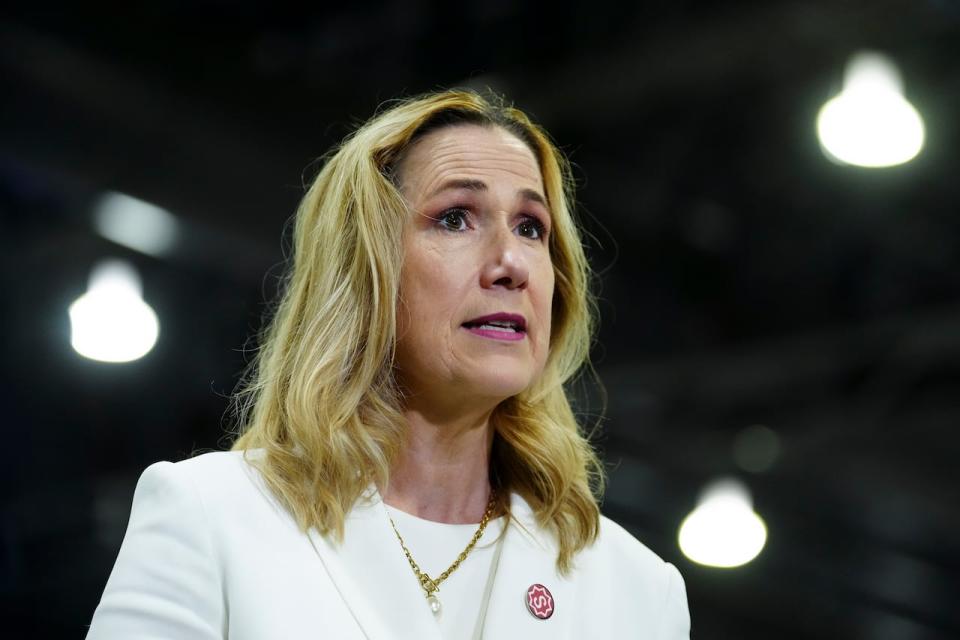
1,1,959,638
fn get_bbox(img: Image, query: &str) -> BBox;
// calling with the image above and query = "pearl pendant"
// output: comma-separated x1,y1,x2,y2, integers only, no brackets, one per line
427,594,441,615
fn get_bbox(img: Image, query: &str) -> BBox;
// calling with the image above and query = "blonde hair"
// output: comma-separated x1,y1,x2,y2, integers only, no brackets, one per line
230,89,603,573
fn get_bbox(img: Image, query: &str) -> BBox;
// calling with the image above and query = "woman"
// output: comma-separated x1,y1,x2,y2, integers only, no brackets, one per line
87,90,690,639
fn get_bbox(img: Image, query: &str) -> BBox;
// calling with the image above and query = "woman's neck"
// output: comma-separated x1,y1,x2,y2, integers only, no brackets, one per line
382,402,496,524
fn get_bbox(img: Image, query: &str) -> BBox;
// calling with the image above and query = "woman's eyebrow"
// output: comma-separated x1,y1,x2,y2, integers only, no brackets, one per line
429,178,487,197
518,188,549,210
429,178,548,209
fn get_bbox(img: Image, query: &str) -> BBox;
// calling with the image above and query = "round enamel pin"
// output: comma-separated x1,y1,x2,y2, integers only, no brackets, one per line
525,583,555,620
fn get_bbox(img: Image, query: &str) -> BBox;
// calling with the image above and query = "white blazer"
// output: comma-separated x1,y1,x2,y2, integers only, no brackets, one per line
87,451,690,639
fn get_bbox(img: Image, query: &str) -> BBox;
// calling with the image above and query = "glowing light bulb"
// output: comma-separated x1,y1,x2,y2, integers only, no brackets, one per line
678,478,767,568
816,51,924,168
69,260,159,363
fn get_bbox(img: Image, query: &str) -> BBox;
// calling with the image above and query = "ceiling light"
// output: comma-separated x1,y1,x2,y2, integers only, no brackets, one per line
68,259,159,363
816,51,925,168
678,477,767,568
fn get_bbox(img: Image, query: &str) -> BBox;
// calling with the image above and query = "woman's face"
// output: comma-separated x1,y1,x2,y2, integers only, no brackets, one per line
394,124,554,409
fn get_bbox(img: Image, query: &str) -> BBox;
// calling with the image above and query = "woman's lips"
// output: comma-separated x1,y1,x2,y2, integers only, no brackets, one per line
463,325,526,341
461,313,527,341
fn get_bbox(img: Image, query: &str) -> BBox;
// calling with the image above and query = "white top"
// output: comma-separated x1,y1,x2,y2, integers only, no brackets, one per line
363,505,505,638
86,451,691,639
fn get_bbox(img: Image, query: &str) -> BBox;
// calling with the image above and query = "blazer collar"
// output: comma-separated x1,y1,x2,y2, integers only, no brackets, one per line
306,488,442,640
483,493,573,640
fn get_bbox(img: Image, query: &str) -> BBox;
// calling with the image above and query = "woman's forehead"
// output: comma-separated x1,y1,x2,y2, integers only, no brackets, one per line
398,124,544,199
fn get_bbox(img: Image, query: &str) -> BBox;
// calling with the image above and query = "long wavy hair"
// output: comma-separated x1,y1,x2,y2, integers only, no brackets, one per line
230,89,603,573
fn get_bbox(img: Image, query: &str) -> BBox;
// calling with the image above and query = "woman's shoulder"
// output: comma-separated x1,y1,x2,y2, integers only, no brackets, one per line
578,516,690,636
593,514,674,571
140,449,248,484
136,449,275,512
571,513,685,596
508,493,676,577
511,493,682,588
153,448,252,477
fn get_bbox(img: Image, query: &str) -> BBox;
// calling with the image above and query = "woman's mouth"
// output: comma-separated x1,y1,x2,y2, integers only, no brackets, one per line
461,313,527,342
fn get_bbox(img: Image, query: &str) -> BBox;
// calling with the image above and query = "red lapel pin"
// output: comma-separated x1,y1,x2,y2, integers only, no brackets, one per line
525,583,555,620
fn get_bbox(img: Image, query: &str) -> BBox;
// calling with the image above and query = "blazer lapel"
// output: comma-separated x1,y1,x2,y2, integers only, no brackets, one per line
481,494,573,640
306,491,443,640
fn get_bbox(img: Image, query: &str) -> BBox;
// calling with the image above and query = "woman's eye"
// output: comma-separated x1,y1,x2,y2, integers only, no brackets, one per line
438,209,468,231
517,218,546,240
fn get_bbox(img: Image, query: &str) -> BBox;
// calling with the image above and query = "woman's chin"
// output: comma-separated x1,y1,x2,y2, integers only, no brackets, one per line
466,370,538,403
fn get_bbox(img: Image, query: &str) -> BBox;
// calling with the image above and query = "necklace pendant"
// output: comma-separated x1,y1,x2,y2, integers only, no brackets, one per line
426,593,441,616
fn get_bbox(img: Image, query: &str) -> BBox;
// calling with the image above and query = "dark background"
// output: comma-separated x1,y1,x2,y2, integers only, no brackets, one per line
2,1,959,638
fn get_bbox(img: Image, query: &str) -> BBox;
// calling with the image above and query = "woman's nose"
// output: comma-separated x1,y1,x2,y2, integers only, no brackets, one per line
479,223,529,290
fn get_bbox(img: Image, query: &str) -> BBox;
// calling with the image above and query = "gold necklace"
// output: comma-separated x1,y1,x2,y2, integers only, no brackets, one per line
387,490,497,616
